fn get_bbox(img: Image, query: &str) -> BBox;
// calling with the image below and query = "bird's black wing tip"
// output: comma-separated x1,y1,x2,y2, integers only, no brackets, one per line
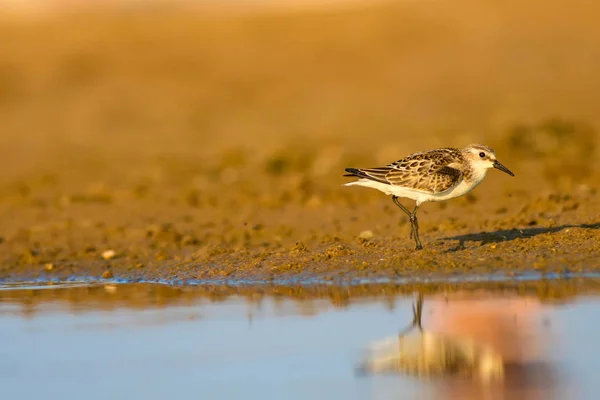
343,167,390,184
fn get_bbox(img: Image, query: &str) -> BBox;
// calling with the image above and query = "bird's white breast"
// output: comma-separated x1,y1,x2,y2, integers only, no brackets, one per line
431,168,488,203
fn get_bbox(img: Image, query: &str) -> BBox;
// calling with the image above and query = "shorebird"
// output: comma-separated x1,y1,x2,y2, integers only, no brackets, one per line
343,144,514,250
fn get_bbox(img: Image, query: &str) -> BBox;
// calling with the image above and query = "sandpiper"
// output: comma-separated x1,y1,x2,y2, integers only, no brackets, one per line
343,144,514,250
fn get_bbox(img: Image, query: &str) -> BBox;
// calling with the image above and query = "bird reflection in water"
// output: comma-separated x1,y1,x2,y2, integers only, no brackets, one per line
358,292,562,399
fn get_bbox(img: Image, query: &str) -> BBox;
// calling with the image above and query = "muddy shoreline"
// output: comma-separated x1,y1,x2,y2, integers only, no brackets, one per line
2,143,600,284
2,187,599,284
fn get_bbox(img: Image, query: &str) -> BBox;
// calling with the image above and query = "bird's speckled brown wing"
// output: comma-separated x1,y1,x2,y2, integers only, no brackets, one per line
350,148,464,194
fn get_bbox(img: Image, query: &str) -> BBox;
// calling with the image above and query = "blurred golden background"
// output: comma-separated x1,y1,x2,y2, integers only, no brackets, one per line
1,0,599,279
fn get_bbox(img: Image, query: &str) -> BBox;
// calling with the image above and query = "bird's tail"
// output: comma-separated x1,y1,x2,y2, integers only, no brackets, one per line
343,167,367,178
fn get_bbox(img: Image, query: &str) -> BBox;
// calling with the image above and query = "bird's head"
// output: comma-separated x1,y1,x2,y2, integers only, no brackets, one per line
462,144,514,176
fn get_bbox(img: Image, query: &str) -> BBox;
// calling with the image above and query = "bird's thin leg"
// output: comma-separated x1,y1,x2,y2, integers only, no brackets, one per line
392,195,412,217
393,196,415,238
393,196,422,249
410,205,423,250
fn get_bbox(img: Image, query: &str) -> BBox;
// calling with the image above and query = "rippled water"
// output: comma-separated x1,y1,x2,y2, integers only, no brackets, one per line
1,280,599,400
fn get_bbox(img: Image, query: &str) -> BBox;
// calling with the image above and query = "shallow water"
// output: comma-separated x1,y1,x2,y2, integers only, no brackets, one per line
1,281,600,400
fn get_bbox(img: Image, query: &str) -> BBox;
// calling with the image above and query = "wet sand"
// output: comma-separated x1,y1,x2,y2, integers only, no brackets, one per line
1,0,600,283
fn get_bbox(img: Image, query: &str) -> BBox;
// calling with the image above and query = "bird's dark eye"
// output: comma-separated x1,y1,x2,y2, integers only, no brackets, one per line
479,152,485,158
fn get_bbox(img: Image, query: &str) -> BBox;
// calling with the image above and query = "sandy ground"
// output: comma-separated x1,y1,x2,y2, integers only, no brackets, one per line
1,0,600,283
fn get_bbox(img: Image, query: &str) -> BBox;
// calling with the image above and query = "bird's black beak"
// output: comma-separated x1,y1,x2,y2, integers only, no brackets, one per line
493,160,514,176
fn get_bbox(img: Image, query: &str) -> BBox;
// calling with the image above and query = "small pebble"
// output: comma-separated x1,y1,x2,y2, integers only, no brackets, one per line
101,270,113,279
44,263,54,271
101,250,117,260
359,230,374,240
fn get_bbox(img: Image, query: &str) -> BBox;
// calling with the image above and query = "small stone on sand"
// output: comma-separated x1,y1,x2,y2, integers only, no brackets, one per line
359,230,374,240
101,249,117,260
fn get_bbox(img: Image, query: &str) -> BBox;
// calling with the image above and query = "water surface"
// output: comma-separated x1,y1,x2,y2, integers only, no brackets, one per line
1,280,599,400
